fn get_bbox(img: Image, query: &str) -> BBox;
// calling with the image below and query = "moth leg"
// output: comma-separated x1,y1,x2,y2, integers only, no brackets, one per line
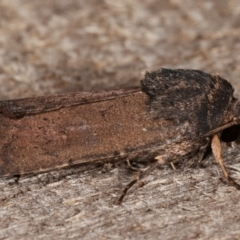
211,134,240,189
126,159,148,171
126,159,131,167
170,162,176,170
118,162,159,204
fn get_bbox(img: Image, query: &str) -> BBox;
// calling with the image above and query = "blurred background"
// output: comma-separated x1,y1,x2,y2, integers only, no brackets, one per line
1,0,240,100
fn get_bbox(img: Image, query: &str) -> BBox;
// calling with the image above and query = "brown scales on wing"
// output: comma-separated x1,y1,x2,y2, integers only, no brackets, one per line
0,87,204,177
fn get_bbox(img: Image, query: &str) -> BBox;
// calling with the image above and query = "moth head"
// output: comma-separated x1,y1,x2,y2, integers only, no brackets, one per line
221,124,240,143
220,98,240,143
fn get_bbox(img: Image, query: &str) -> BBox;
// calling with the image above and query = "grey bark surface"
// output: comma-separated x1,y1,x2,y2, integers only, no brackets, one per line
1,1,240,239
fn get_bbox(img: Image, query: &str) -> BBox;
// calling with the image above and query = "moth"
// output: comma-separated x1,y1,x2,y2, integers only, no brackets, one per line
0,68,240,203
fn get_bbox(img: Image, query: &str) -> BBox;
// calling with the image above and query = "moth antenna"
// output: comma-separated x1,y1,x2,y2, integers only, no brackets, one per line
204,120,238,137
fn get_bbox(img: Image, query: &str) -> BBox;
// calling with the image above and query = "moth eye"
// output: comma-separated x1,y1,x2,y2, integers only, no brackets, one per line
221,124,240,142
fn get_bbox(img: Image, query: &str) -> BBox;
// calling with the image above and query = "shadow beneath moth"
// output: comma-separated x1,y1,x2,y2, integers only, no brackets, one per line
0,68,240,203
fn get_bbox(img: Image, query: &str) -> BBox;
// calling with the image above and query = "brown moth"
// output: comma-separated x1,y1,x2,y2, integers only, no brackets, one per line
0,68,240,202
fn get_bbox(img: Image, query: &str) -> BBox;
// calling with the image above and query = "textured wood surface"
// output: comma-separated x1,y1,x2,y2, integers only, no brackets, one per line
1,1,240,239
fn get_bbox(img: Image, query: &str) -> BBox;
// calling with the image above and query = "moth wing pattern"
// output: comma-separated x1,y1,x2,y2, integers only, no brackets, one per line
141,68,235,137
